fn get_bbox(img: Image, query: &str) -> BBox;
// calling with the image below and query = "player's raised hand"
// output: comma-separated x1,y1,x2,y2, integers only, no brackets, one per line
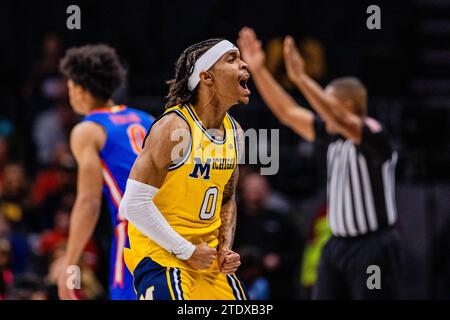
237,27,265,73
186,242,217,270
283,35,306,85
218,248,241,275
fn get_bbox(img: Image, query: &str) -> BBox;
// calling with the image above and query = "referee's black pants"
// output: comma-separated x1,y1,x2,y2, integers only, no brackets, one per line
313,228,403,300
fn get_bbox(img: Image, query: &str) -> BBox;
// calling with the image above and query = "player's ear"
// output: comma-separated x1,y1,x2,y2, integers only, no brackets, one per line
76,85,94,105
71,81,84,95
199,71,214,87
75,85,86,99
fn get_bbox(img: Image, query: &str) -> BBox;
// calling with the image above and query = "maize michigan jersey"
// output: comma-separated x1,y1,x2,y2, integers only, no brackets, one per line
125,103,239,274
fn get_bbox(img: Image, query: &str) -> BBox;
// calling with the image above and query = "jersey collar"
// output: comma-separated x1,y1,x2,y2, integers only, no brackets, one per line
88,105,127,115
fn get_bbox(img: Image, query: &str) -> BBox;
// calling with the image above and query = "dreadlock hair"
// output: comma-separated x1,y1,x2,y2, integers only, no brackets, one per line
165,38,224,109
59,44,126,101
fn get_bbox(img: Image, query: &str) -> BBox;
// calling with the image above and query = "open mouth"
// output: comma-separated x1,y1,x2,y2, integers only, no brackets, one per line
238,74,251,96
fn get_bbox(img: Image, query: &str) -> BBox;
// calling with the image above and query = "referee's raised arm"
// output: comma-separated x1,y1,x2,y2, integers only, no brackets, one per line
237,27,315,142
283,36,364,144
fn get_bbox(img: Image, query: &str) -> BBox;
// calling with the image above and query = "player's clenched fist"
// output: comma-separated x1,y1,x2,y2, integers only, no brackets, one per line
218,248,241,275
186,242,217,270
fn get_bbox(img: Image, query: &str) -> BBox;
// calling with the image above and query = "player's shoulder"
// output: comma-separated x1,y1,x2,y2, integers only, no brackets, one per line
145,108,190,144
142,109,191,159
72,120,105,136
153,111,190,133
70,121,106,148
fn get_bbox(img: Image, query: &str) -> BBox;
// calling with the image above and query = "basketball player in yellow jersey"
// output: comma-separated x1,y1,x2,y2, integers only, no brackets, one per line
119,39,251,300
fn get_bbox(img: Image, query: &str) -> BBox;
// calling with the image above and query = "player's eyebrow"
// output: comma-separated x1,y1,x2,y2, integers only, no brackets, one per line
224,51,239,59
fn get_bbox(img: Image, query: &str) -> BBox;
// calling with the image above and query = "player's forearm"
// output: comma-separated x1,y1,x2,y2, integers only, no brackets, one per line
64,197,101,266
252,66,303,124
218,197,237,251
120,179,195,260
296,74,344,122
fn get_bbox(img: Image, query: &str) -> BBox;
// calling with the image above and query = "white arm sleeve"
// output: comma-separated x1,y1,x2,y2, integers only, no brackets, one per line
119,179,196,260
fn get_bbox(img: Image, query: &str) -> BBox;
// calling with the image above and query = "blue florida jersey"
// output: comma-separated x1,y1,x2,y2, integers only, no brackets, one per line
82,105,153,300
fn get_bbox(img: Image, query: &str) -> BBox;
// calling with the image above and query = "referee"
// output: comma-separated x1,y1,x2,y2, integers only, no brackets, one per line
238,27,403,299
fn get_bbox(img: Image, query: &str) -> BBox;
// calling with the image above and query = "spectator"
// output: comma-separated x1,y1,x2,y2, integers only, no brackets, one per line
0,137,10,178
0,164,35,229
37,209,98,271
0,212,28,275
37,209,70,257
0,136,12,194
299,204,331,299
36,157,76,232
237,246,270,300
6,273,48,300
22,33,64,114
237,166,291,214
32,142,76,207
235,173,301,299
0,120,14,140
0,237,13,299
32,77,78,166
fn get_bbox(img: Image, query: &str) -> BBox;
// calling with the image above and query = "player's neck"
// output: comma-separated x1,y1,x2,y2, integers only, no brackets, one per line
89,99,116,111
194,95,228,129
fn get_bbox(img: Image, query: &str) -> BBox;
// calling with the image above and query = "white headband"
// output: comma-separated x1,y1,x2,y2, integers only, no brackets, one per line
187,40,238,91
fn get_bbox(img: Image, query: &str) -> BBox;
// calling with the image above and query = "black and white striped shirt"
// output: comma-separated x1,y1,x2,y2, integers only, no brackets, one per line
314,117,398,237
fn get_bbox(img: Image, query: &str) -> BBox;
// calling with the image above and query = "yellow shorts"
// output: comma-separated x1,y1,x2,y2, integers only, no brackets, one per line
133,257,249,300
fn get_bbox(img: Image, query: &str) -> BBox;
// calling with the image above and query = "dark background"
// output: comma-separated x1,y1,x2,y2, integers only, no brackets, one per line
0,0,449,300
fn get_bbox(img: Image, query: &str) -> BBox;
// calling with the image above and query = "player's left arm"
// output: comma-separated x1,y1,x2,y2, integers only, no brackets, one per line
283,36,363,143
58,122,105,300
219,166,239,251
218,121,243,274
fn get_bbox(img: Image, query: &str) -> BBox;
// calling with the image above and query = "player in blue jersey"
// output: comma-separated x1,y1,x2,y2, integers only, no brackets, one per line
56,44,153,300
